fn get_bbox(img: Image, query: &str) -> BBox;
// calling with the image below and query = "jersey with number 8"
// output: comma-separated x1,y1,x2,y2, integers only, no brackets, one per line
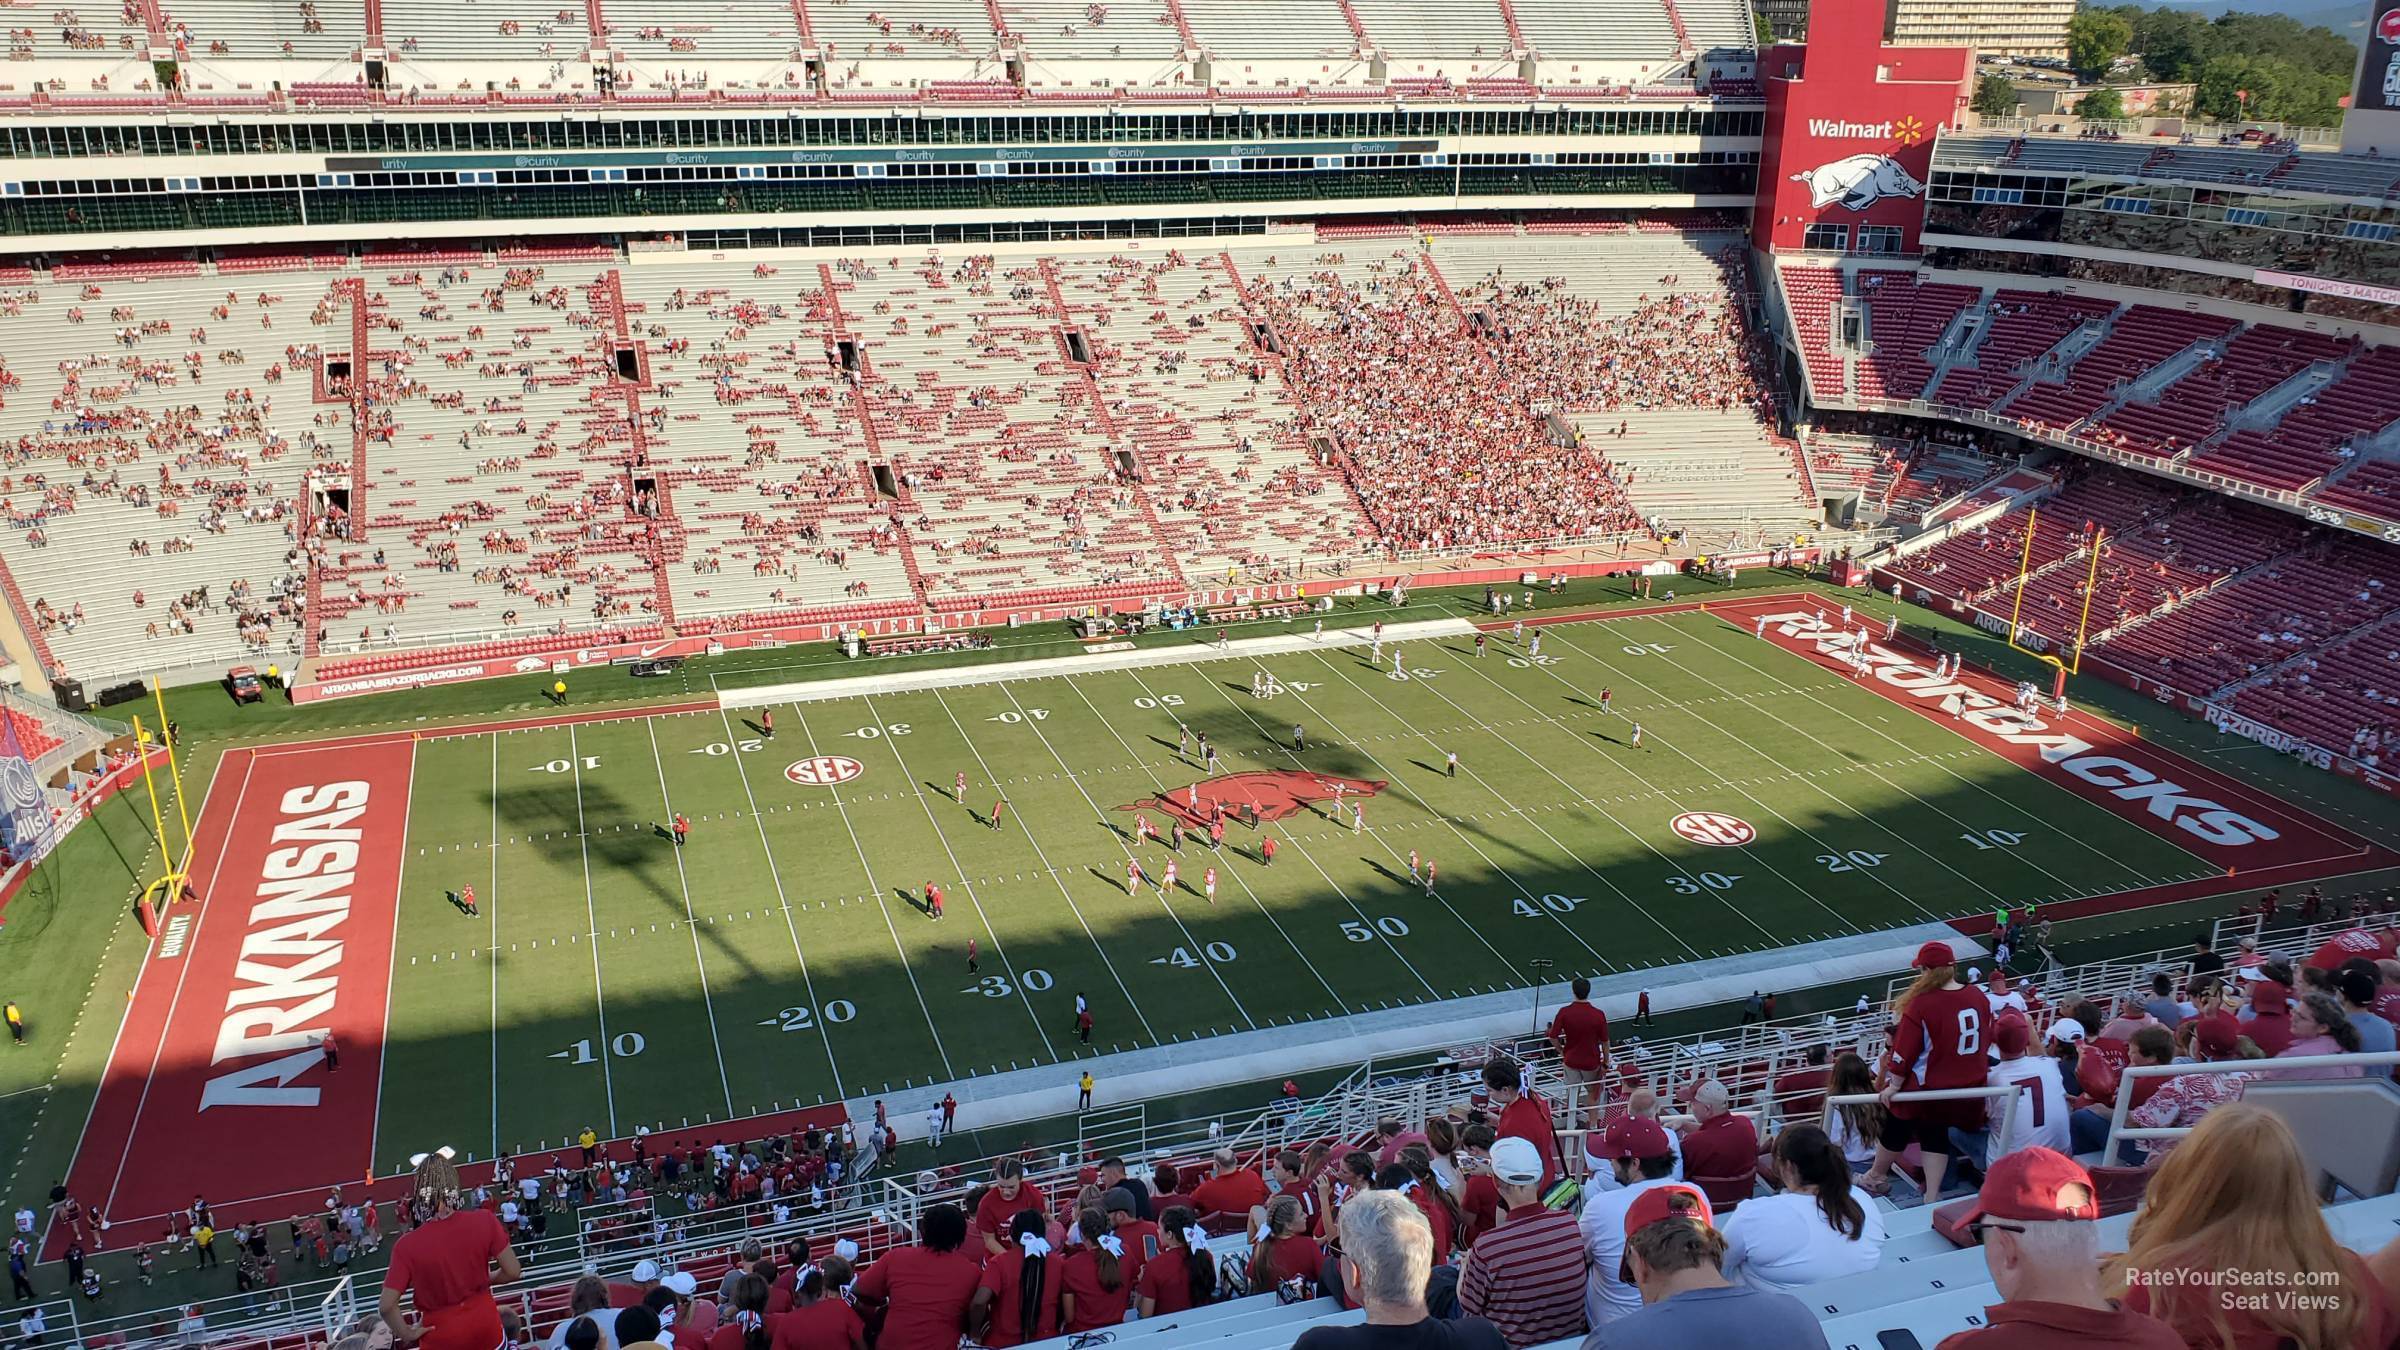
1882,983,1995,1126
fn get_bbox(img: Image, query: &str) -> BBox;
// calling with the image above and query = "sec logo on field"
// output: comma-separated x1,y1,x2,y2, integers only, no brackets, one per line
1670,811,1757,847
785,756,865,786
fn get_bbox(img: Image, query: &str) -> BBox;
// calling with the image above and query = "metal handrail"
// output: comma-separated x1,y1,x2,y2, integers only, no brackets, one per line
2100,1050,2400,1161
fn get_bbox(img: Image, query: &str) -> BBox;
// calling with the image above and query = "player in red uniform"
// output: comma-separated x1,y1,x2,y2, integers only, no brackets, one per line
925,882,944,921
460,883,478,917
1862,941,1992,1202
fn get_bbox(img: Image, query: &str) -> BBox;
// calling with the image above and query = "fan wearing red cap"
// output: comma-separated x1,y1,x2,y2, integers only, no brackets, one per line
1968,1015,2069,1165
1575,1115,1690,1329
1586,1184,1832,1348
1862,941,1993,1203
1936,1149,2182,1349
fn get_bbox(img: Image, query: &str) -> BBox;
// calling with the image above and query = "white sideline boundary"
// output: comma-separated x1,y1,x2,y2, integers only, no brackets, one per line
848,921,1987,1144
717,619,1479,708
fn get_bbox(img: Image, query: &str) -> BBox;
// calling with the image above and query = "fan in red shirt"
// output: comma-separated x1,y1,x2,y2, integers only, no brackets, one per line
1545,978,1611,1122
1485,1055,1561,1191
378,1153,523,1350
1189,1149,1269,1219
1135,1207,1218,1317
707,1273,776,1350
973,1160,1045,1257
1863,941,1993,1202
1059,1211,1134,1332
853,1203,980,1350
1100,1188,1159,1291
972,1211,1062,1348
768,1264,864,1350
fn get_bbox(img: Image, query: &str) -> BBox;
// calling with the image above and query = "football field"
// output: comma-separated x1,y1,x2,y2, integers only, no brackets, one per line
64,593,2381,1232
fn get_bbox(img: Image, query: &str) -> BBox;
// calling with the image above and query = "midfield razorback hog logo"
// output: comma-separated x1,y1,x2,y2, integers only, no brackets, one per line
1790,153,1928,211
1759,611,2279,848
1121,771,1385,828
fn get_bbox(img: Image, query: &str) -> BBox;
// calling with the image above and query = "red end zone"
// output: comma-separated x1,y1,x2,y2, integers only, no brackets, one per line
57,736,415,1249
1709,595,2389,877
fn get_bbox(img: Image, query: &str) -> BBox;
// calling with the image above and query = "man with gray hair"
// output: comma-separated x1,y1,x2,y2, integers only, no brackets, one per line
1297,1191,1507,1350
1672,1079,1755,1186
1935,1148,2181,1348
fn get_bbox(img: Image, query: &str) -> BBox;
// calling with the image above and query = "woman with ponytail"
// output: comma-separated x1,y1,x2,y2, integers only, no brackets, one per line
1061,1211,1132,1332
1246,1196,1324,1296
1861,941,1991,1201
768,1260,863,1350
378,1152,522,1350
1138,1207,1217,1317
1720,1125,1883,1296
969,1211,1061,1349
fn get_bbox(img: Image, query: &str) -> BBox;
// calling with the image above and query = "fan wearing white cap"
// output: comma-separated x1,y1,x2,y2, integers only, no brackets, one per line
1454,1137,1588,1348
611,1258,664,1310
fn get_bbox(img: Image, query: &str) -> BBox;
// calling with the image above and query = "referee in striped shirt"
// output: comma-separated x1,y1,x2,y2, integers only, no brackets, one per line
1453,1137,1590,1347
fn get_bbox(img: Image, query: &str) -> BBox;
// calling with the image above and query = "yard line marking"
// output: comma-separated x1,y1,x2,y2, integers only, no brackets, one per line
1516,628,1940,926
645,718,738,1121
787,703,956,1079
1135,666,1520,985
1352,646,1785,948
1069,672,1370,1005
1303,648,1749,952
1224,645,1634,966
489,736,501,1161
567,726,621,1136
1675,615,2189,888
369,739,417,1174
977,681,1252,1030
857,689,1061,1059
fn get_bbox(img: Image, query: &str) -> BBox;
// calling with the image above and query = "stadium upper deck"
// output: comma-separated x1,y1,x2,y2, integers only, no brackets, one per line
3,0,1760,109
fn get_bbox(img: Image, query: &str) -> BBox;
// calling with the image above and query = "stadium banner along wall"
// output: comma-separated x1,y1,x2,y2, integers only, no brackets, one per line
1752,0,1971,255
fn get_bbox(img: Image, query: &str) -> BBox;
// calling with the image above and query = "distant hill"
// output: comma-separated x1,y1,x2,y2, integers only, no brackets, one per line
2146,0,2369,41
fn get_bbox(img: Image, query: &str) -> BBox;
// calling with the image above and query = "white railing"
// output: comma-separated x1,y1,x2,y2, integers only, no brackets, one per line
1826,1083,2025,1159
2100,1051,2400,1161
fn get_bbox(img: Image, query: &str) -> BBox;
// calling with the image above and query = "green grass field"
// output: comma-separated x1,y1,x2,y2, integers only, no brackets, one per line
370,605,2216,1167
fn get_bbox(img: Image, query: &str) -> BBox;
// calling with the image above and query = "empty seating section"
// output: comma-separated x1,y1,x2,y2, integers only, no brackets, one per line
165,0,365,79
2233,612,2400,764
809,0,1000,87
833,255,1182,601
611,264,915,627
1050,251,1366,571
2191,346,2400,492
999,0,1183,67
2104,538,2400,700
332,264,667,654
604,0,805,66
1888,468,2181,605
382,0,592,75
1510,0,1677,64
2004,306,2237,436
1347,0,1512,66
1855,271,1977,403
1779,267,1846,400
1674,0,1753,51
2313,459,2400,520
0,272,315,681
2007,494,2304,648
1930,290,2114,410
2093,324,2352,458
1178,0,1356,71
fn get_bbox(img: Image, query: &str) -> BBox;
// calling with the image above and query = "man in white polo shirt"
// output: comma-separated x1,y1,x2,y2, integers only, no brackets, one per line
1577,1116,1685,1329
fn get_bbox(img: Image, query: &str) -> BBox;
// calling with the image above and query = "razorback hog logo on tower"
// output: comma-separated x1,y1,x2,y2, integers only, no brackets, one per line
1121,771,1385,827
1790,153,1927,211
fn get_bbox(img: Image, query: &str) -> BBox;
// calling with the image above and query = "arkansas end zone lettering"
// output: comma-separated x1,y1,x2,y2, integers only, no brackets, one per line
78,738,413,1228
199,780,369,1109
1744,607,2337,866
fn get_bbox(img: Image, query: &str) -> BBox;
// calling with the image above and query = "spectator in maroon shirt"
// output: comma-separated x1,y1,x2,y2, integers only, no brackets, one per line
1546,978,1610,1125
1484,1055,1560,1192
853,1204,978,1350
1454,1138,1586,1348
1772,1046,1831,1130
1676,1079,1759,1188
973,1161,1044,1257
1190,1149,1268,1220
